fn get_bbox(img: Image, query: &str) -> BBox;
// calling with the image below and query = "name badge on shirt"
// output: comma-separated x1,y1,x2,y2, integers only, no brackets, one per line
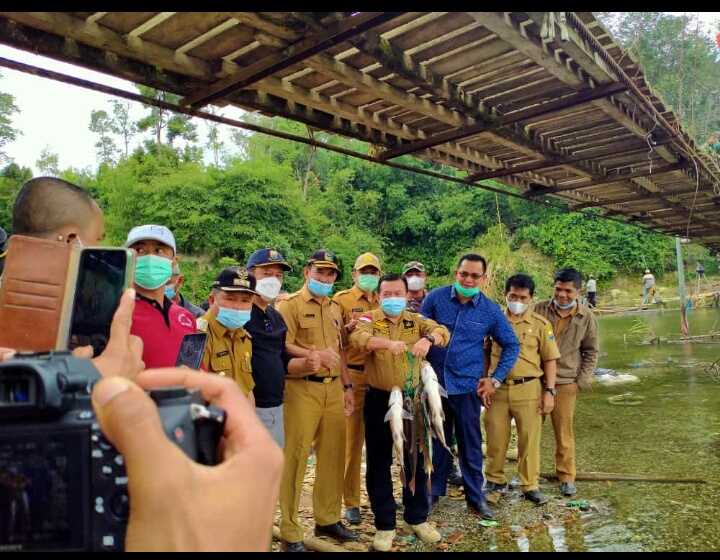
216,350,229,357
304,313,316,318
351,307,363,313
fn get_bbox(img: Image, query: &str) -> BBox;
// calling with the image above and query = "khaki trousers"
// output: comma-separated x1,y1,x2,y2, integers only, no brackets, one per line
343,368,367,509
546,382,578,482
484,378,542,491
280,378,346,542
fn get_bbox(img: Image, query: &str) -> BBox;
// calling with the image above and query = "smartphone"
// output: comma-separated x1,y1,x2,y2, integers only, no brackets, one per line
175,332,208,369
65,247,136,356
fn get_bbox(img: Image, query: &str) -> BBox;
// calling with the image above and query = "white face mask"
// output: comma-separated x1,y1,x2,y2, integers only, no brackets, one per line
256,277,282,301
406,276,425,291
506,300,529,315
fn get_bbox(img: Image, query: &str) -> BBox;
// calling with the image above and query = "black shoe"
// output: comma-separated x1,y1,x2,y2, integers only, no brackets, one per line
508,475,520,489
468,501,496,520
281,540,307,552
314,521,359,542
448,464,464,486
560,482,577,496
483,481,507,493
344,507,361,525
523,489,550,505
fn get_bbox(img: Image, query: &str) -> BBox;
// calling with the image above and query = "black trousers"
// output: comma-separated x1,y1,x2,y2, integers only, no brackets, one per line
587,292,597,307
363,386,430,530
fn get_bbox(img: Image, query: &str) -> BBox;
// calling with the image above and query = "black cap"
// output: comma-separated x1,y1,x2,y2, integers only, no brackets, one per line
212,266,258,294
246,247,292,271
307,249,342,279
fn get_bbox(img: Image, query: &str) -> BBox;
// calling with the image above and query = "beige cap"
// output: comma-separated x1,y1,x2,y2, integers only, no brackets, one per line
354,252,381,271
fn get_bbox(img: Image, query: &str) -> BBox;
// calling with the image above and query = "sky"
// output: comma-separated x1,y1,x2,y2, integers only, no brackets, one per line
1,12,719,175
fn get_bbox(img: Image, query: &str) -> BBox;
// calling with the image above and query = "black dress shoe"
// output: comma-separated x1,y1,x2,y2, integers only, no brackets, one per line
523,489,550,505
345,507,362,525
561,482,577,496
281,540,307,552
483,481,507,493
448,464,464,486
314,521,359,542
468,501,496,520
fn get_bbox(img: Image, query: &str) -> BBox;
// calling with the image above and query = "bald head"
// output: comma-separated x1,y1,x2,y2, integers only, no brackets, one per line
12,177,105,245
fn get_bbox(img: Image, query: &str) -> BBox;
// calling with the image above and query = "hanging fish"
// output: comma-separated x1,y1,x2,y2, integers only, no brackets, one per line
404,387,420,494
384,385,413,487
420,361,453,454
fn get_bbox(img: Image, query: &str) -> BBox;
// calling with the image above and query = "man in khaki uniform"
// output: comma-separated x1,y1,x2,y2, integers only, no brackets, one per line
333,251,382,525
197,266,258,400
483,274,560,505
533,268,599,497
278,249,357,552
350,272,450,552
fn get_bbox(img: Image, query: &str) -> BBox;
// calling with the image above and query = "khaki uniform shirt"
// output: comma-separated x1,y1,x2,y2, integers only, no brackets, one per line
279,284,346,378
532,299,599,386
197,311,255,395
333,285,379,367
486,308,561,379
349,308,450,392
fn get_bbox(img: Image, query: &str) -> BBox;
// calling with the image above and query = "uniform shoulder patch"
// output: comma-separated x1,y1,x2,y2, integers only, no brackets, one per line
545,323,555,340
196,318,208,332
359,314,373,323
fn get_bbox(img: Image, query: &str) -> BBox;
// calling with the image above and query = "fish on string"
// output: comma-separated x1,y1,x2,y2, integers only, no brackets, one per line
420,361,454,455
384,385,413,488
404,386,420,494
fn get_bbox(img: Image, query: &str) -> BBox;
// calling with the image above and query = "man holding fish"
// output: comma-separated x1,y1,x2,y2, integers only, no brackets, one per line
350,272,450,552
420,253,520,521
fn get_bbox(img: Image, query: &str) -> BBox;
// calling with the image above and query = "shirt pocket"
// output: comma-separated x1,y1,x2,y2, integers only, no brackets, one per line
209,353,232,376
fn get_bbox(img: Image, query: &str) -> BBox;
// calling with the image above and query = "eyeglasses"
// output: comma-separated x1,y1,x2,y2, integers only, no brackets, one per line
457,271,485,280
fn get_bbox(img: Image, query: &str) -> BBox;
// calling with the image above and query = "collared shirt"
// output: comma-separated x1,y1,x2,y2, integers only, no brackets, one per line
486,308,561,379
244,303,290,408
130,293,196,369
198,311,255,395
350,308,449,392
585,279,596,293
333,284,379,367
279,284,346,378
177,292,206,318
420,285,520,395
532,298,599,386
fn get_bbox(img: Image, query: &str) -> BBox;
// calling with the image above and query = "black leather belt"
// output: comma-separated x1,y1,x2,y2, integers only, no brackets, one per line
505,376,538,385
348,364,364,371
304,375,338,384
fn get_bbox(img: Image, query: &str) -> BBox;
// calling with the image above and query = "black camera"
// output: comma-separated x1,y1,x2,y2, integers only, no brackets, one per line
0,352,226,552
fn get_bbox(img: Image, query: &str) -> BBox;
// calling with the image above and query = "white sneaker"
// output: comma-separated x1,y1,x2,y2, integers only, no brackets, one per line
402,521,441,543
373,529,396,552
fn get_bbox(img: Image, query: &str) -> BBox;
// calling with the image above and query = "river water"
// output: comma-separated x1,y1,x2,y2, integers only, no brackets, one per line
486,306,720,552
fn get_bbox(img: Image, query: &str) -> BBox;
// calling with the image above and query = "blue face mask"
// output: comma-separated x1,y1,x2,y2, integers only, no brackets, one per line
381,297,407,316
134,255,173,290
216,307,251,330
308,278,334,297
553,299,577,310
164,284,176,299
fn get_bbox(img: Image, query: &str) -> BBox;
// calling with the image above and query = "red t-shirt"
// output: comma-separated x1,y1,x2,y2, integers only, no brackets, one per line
130,294,196,369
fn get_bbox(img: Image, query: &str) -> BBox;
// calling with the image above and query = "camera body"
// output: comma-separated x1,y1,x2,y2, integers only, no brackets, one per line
0,352,225,552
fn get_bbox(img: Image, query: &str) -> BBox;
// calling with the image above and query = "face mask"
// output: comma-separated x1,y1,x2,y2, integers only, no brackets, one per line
164,284,177,299
407,276,425,291
308,278,334,297
553,299,577,310
506,300,529,315
381,297,407,316
216,307,251,330
454,281,479,298
256,277,282,301
357,274,379,292
134,255,173,290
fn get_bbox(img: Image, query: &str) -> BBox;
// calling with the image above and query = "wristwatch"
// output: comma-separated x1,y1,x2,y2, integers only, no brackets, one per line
489,376,501,389
544,387,557,396
343,383,354,391
423,334,436,345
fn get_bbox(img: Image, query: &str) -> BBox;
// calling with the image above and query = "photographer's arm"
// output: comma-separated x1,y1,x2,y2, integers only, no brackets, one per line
91,368,283,552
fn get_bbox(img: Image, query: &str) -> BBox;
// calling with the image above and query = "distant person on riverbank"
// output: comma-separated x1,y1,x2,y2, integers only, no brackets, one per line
533,268,599,497
585,275,597,308
642,269,656,304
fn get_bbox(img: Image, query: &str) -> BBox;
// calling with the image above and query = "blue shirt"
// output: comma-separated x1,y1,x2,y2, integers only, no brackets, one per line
420,285,520,395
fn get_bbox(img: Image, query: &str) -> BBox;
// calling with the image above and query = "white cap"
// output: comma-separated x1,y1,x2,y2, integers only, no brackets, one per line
124,224,176,254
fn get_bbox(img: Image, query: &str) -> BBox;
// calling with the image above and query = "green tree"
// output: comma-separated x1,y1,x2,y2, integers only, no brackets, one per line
0,77,21,166
90,109,119,165
136,85,198,148
36,145,60,176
